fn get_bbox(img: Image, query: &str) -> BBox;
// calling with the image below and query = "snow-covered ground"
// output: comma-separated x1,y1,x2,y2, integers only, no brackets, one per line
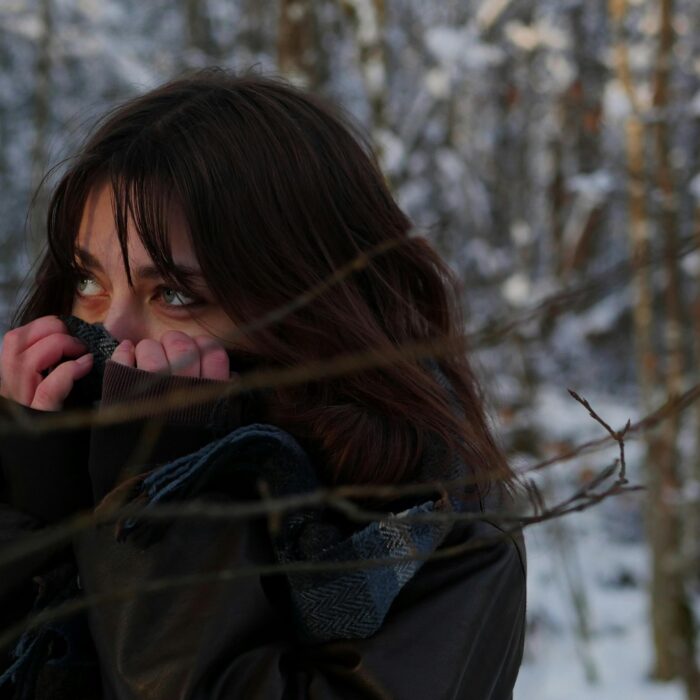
516,510,685,699
513,387,688,699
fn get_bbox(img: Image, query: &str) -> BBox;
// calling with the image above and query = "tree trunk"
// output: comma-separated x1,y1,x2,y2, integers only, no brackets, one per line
559,3,606,277
29,0,53,260
184,0,220,63
651,0,700,694
692,203,700,594
340,0,389,156
610,0,699,693
277,0,322,89
548,124,567,279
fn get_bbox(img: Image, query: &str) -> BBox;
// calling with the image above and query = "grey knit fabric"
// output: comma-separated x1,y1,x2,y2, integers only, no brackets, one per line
59,315,119,402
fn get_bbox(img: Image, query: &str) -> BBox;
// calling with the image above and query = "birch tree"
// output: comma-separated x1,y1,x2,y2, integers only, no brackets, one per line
28,0,53,260
277,0,323,89
610,0,699,694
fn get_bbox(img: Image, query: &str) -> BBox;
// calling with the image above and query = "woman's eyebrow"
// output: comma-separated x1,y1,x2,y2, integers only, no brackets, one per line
76,247,203,283
135,263,204,284
75,247,104,272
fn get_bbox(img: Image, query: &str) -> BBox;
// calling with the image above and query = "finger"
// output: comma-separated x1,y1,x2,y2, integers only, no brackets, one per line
30,353,93,411
161,330,200,378
194,336,230,381
2,316,67,355
111,339,135,367
134,339,169,374
19,333,87,376
0,371,37,406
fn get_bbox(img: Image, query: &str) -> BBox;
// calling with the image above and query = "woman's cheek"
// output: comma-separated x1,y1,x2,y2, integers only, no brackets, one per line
71,295,108,324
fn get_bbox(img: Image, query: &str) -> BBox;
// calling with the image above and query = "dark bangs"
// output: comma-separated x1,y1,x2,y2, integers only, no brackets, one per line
108,144,182,289
15,139,191,327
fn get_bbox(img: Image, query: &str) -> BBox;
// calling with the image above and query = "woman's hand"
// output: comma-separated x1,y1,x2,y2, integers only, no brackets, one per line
0,315,93,410
110,331,230,380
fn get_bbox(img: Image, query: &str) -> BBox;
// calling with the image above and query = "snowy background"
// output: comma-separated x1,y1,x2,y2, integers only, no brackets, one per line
2,0,700,697
512,386,688,699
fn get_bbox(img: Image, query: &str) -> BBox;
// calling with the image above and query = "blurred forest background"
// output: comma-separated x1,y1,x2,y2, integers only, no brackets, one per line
2,0,700,697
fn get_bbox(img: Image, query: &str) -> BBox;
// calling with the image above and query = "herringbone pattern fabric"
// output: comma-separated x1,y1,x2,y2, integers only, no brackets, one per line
119,361,478,644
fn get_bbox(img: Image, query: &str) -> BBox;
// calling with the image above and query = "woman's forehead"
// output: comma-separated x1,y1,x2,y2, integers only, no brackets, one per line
77,182,195,268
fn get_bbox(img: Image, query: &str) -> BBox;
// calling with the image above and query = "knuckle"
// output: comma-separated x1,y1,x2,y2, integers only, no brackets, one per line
1,353,19,375
135,338,159,354
43,316,64,330
45,331,68,347
163,332,195,352
3,328,19,349
32,383,56,407
46,332,65,348
135,340,167,372
171,339,196,355
206,348,229,366
194,335,221,350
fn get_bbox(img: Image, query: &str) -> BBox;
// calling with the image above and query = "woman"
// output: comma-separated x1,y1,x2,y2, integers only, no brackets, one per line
0,69,526,699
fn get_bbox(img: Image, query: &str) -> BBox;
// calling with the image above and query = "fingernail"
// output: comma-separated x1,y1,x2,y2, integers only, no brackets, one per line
119,340,134,351
77,353,93,365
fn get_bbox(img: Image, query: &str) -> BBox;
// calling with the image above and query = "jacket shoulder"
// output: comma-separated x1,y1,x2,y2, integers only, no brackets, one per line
291,515,527,700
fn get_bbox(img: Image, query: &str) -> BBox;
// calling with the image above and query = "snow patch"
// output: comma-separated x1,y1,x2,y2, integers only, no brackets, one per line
603,80,633,121
510,221,533,246
475,0,512,32
425,26,505,70
3,13,43,41
502,272,532,307
424,67,451,99
504,20,569,53
568,170,614,204
375,128,404,175
680,249,700,276
577,293,631,338
689,173,700,201
364,56,386,94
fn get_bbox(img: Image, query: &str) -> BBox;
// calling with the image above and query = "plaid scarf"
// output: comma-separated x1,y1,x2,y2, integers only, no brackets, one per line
63,318,482,644
101,349,481,644
117,417,480,643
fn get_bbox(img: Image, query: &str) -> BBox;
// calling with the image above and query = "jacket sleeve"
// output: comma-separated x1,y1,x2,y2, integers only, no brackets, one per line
87,361,257,503
0,399,92,525
0,399,93,685
0,397,93,600
0,363,252,697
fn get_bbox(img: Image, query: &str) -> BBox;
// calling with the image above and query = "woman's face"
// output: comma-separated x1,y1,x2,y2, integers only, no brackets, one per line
71,182,240,346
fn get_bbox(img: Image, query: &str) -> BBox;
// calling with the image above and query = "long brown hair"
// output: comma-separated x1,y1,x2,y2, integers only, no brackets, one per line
15,68,518,500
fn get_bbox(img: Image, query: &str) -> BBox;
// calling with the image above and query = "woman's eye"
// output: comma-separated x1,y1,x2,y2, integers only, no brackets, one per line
76,277,103,296
160,288,198,307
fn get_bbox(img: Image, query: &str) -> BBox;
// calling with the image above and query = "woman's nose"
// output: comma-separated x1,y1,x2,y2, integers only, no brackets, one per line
102,301,147,344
